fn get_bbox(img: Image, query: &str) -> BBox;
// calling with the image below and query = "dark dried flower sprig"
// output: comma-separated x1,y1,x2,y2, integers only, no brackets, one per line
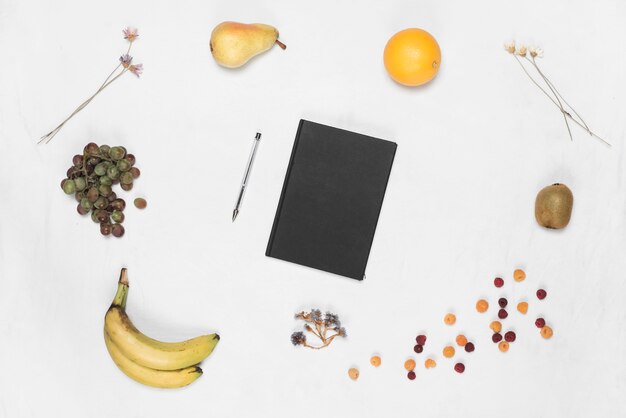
39,27,143,144
291,309,346,350
504,41,609,146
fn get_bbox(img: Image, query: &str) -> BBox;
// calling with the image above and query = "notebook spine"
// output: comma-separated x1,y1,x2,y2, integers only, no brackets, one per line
266,119,306,256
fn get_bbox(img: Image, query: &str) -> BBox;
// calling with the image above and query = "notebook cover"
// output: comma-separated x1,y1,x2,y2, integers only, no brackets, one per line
266,119,397,280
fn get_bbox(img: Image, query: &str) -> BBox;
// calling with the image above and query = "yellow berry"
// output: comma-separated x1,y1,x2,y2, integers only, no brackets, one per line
541,325,553,339
348,367,359,381
370,356,381,367
489,321,502,333
456,335,468,346
444,313,457,325
476,299,489,313
517,301,529,314
404,359,416,371
498,341,509,352
425,358,437,369
514,269,526,282
443,346,455,358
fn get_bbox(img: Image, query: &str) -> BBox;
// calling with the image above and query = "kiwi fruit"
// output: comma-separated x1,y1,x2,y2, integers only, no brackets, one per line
535,183,573,229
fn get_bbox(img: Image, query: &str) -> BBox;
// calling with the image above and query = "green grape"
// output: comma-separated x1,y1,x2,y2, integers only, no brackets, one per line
74,177,87,191
80,197,92,211
94,163,108,176
91,211,100,223
116,159,131,172
95,209,110,223
107,192,117,202
112,199,126,211
77,204,89,215
99,145,111,156
111,210,125,223
130,167,141,179
106,165,120,180
94,197,108,210
120,171,133,185
109,146,126,161
87,187,99,203
99,176,113,186
98,184,112,197
75,191,84,202
124,154,136,166
121,182,133,191
62,179,76,194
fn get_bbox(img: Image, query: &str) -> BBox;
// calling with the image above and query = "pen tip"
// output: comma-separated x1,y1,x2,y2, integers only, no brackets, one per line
232,209,239,222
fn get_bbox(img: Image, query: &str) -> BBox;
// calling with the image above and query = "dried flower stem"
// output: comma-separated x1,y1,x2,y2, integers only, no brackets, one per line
291,309,346,350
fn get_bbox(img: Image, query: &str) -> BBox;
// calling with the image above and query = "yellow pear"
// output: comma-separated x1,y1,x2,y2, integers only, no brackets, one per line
210,22,286,68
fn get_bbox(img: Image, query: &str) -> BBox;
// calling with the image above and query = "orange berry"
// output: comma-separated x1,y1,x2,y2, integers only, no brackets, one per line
425,358,436,369
517,301,529,314
444,313,456,325
456,335,468,346
498,341,510,352
541,325,553,339
370,356,381,367
404,358,416,371
443,346,455,358
489,321,502,333
475,299,489,313
348,367,359,381
514,269,526,282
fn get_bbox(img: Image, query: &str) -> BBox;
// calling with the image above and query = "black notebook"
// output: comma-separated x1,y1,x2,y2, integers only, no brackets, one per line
266,120,397,280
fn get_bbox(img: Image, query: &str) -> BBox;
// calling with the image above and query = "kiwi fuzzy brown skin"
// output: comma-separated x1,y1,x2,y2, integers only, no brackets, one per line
535,183,574,229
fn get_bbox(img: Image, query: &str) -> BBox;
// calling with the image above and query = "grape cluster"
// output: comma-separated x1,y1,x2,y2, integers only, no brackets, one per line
60,142,140,237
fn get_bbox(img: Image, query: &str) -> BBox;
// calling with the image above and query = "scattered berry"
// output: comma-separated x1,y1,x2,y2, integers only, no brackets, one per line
348,367,359,381
492,333,503,343
456,335,468,346
504,331,516,342
370,356,381,367
476,299,489,313
498,341,510,352
425,358,436,369
133,197,147,209
489,321,502,333
444,313,457,325
443,346,455,358
536,289,547,300
454,362,465,373
513,269,526,282
407,370,416,380
414,344,424,354
404,359,416,371
498,297,508,308
535,318,546,328
494,277,504,288
517,301,528,314
465,342,475,352
416,335,427,345
540,325,553,339
498,309,508,319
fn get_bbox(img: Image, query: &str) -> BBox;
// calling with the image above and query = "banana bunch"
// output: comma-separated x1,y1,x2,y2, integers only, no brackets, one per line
104,268,220,388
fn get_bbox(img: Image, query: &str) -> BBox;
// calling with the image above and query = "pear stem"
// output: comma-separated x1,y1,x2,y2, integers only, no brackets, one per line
275,39,286,50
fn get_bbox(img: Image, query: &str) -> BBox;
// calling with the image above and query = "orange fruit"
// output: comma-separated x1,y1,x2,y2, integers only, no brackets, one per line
541,326,553,339
370,355,382,367
476,299,489,313
514,269,526,282
444,313,456,325
490,321,502,333
383,28,441,87
404,359,416,371
517,301,529,314
498,341,510,352
443,346,455,358
424,358,436,369
456,335,468,346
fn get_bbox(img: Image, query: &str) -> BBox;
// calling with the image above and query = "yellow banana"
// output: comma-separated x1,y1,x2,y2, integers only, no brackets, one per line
104,331,202,388
104,268,220,371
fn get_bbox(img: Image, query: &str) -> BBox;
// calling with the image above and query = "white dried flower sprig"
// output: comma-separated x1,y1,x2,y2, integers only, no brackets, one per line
39,28,144,144
504,41,609,146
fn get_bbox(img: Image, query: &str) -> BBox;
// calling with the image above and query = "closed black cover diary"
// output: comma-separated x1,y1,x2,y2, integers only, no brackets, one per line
266,120,397,280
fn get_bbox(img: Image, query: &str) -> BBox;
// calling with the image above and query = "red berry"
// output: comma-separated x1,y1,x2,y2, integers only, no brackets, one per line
494,277,504,288
454,363,465,373
537,289,547,300
504,331,516,342
407,371,416,380
492,333,503,343
414,344,424,354
498,309,508,319
535,318,546,328
465,342,475,352
416,335,427,345
498,297,508,308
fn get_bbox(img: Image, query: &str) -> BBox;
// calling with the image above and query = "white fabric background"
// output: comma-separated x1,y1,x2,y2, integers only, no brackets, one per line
1,0,625,417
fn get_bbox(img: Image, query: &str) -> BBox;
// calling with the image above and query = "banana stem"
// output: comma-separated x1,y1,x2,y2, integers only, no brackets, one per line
111,269,129,308
275,39,286,50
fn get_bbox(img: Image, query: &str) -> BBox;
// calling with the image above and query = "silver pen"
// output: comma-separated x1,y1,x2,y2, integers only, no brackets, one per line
232,132,262,222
